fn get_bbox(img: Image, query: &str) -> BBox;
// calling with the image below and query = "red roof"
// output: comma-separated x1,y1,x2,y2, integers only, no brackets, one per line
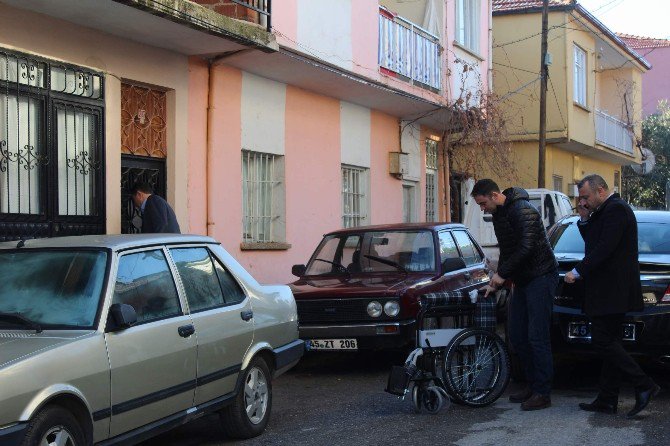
492,0,574,13
617,33,670,49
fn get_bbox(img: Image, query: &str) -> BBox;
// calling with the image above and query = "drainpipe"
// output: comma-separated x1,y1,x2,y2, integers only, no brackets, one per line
205,49,254,237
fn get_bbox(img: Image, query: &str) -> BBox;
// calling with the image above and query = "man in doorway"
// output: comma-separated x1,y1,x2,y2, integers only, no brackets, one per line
472,179,558,411
565,174,659,418
130,182,181,234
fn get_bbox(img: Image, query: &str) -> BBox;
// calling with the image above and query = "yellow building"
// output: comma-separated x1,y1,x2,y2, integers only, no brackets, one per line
491,0,649,196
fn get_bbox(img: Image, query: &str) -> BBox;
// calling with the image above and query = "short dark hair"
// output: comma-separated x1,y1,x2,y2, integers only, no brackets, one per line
130,182,154,195
471,179,500,197
577,174,608,192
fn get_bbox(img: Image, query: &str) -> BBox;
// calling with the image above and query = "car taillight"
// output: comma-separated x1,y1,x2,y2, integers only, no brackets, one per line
662,284,670,303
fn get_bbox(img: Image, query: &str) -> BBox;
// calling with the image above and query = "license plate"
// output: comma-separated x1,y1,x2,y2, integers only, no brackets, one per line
307,339,358,351
568,322,636,341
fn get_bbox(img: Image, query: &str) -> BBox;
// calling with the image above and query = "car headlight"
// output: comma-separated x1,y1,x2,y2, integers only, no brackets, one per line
367,301,382,317
384,301,400,317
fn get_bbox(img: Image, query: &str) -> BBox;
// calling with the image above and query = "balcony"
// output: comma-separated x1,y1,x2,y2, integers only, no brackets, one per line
595,109,634,155
378,6,441,91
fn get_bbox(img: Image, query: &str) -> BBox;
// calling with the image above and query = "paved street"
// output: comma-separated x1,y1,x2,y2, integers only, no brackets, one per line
142,350,670,446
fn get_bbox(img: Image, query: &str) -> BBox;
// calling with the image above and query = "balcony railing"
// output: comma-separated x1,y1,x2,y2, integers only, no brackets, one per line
595,109,634,155
378,6,441,91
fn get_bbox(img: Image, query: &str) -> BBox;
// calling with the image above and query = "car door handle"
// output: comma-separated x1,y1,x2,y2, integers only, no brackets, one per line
240,310,254,321
178,324,195,338
464,272,471,280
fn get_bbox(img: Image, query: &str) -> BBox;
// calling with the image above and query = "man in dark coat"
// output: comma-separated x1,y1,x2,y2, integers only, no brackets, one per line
130,182,181,234
565,174,659,418
472,179,558,411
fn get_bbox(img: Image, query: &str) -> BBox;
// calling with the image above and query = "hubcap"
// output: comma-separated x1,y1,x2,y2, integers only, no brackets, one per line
244,366,268,424
41,426,75,446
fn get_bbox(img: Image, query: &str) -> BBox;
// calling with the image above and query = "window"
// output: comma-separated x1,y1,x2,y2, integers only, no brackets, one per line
242,150,285,243
452,230,482,266
426,139,438,222
614,171,620,193
573,45,587,107
553,175,563,193
113,249,181,324
0,48,105,240
455,0,481,52
213,261,246,304
170,247,225,312
403,182,418,223
439,231,460,263
342,165,368,228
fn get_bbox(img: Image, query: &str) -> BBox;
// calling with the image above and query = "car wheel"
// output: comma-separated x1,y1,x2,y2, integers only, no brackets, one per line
21,405,85,446
220,357,273,439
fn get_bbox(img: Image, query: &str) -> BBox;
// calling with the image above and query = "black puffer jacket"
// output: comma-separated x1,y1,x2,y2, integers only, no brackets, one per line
493,187,558,285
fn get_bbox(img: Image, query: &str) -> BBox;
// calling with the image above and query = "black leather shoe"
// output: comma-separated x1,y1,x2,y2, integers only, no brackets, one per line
627,383,661,419
578,400,617,414
509,387,533,403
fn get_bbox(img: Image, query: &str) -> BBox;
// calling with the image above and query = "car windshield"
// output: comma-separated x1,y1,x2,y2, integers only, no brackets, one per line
0,250,108,329
551,221,670,255
305,230,436,275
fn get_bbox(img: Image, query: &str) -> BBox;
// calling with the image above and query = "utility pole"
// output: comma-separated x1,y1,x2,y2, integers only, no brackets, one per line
538,0,549,188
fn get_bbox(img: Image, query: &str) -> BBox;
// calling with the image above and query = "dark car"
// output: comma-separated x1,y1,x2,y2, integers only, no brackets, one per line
549,211,670,364
289,223,491,351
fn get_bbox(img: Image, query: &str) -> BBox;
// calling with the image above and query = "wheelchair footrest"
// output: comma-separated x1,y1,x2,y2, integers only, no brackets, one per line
385,365,412,396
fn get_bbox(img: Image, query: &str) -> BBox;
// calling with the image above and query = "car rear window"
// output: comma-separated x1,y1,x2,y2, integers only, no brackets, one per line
0,250,108,328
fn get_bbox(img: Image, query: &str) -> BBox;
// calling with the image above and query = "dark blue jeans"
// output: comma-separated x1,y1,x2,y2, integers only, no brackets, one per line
508,271,558,396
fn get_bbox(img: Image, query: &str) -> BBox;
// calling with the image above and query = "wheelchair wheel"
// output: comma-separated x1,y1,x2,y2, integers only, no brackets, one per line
442,328,510,407
412,384,444,414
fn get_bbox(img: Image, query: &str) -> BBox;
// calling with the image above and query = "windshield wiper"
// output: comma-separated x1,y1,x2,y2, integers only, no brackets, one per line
364,254,407,273
0,312,43,333
313,258,351,276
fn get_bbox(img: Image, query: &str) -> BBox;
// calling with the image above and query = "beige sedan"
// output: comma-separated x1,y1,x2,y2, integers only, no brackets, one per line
0,234,303,446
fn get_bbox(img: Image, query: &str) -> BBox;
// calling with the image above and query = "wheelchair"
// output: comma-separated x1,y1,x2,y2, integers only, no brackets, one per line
385,289,510,413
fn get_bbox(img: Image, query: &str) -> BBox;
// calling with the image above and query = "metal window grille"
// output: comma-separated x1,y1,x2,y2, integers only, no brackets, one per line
553,175,563,193
378,7,441,90
456,0,481,52
242,151,281,243
574,45,587,106
426,172,437,221
342,165,367,228
426,139,438,169
1,48,104,240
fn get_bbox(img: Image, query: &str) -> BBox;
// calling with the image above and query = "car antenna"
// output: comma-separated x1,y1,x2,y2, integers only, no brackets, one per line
16,225,46,248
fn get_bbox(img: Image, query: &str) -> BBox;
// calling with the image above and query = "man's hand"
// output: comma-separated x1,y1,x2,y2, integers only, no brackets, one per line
564,270,577,283
490,273,505,288
577,203,590,220
480,285,497,298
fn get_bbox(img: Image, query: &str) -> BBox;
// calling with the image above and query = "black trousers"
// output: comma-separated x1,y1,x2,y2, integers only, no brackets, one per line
591,314,651,403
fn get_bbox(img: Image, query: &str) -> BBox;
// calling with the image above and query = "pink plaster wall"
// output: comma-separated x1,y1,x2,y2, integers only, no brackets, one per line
351,1,380,80
271,0,298,48
187,56,209,235
370,110,403,223
205,65,244,254
642,47,670,117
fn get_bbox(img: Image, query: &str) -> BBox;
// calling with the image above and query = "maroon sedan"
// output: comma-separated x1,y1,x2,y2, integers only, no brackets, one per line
290,223,491,351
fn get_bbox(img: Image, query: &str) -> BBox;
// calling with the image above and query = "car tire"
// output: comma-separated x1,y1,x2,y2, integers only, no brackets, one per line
21,405,85,446
220,357,273,439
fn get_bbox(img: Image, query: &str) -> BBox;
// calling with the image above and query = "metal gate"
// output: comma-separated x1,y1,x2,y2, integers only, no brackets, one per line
120,155,165,234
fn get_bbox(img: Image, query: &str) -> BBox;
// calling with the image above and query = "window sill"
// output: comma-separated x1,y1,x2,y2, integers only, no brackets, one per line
573,102,591,113
240,242,291,251
452,41,484,61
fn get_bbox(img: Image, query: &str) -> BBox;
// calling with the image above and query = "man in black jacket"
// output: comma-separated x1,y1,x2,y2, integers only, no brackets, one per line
565,174,659,418
130,182,181,234
472,179,558,411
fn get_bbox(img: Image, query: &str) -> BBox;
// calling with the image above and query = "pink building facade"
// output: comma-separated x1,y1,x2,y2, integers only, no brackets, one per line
619,34,670,117
0,0,492,285
188,0,494,283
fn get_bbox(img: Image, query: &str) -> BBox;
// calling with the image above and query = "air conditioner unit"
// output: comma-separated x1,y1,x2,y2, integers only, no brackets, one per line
567,183,578,198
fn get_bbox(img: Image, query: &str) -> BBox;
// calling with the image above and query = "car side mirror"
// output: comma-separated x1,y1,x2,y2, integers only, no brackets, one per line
442,257,467,273
107,303,137,332
292,264,307,277
482,214,493,223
